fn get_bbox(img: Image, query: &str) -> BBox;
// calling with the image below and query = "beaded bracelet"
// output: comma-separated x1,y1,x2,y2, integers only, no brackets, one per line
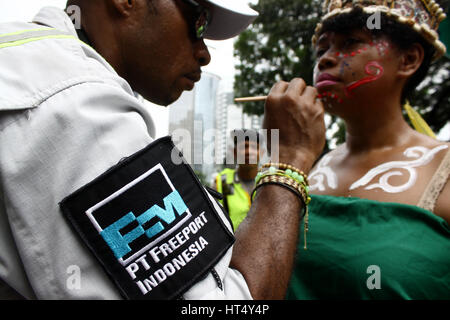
251,176,305,205
261,162,310,186
254,173,310,206
251,174,310,250
253,174,309,211
256,169,310,197
256,165,311,206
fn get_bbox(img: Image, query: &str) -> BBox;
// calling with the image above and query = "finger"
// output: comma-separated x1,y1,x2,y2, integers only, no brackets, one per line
302,86,319,103
268,80,289,95
286,78,307,96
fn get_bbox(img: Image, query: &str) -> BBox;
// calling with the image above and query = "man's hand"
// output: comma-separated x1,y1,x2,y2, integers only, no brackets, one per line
230,78,326,300
264,78,326,172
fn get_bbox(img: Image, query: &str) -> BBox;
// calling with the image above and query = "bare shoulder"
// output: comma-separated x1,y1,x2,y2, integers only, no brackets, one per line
431,141,450,224
434,179,450,225
410,132,450,170
414,132,450,150
312,144,346,168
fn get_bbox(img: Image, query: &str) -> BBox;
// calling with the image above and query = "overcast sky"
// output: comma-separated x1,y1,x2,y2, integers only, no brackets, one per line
0,0,66,22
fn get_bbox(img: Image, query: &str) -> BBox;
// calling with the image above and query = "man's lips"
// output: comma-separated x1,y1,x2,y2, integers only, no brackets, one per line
182,71,201,90
184,71,201,83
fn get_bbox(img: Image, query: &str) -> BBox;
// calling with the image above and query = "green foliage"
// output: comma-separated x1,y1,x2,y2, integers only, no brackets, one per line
234,0,450,145
234,0,320,116
411,55,450,137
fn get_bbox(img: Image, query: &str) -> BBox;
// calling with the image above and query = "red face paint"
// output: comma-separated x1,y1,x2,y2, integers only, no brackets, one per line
318,91,343,103
345,61,384,97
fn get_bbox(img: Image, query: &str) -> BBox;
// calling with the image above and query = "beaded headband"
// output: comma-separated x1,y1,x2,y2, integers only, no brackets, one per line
313,0,447,60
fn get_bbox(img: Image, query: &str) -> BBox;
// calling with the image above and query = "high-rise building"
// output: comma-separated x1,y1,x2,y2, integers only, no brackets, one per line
168,72,220,183
168,70,264,185
193,72,220,181
215,91,233,165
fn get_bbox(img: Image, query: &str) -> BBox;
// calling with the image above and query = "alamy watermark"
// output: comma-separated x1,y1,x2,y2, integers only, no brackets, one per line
66,5,81,30
366,265,381,290
366,11,381,30
170,124,279,166
66,265,81,290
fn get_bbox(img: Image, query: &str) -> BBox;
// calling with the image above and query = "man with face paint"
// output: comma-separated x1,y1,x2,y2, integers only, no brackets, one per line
286,0,450,299
0,1,326,300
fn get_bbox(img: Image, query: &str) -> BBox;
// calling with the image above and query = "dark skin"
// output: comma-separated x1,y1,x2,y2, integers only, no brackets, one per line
312,29,450,224
232,79,325,299
68,0,211,106
234,140,262,190
236,165,258,184
66,0,326,299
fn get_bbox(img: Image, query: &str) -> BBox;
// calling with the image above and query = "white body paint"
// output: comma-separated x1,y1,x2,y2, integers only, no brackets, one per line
309,154,338,191
350,145,448,193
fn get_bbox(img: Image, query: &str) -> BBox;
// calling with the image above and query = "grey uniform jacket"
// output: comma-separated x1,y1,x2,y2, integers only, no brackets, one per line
0,7,252,300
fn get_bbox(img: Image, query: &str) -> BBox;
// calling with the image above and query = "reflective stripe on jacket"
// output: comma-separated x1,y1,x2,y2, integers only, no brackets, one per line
0,7,251,300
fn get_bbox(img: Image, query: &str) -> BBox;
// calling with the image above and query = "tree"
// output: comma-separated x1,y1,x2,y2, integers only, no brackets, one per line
234,0,320,115
234,0,450,147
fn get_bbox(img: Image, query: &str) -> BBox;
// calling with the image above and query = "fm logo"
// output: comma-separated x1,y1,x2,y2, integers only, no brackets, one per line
101,190,188,260
85,164,192,265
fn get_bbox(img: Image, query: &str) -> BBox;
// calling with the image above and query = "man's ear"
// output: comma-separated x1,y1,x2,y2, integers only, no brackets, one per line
397,43,424,79
109,0,135,17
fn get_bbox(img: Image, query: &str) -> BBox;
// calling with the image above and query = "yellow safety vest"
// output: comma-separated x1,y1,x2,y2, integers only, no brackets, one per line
215,168,251,231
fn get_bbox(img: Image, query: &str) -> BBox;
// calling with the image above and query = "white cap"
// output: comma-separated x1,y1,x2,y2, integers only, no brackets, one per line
203,0,258,40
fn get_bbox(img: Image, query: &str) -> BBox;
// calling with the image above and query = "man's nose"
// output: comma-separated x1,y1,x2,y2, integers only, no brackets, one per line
194,39,211,67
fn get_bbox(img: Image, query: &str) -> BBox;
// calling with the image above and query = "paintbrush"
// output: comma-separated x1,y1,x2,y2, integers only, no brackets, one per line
234,96,267,102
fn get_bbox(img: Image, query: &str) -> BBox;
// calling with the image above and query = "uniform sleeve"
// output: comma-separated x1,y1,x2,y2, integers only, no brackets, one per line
0,82,154,299
182,192,252,300
0,81,252,300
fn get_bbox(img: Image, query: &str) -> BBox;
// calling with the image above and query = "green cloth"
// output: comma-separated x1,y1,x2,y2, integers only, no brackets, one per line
439,8,450,58
215,168,251,231
286,195,450,299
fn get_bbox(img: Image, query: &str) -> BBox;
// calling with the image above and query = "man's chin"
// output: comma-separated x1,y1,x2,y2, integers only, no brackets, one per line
139,89,183,107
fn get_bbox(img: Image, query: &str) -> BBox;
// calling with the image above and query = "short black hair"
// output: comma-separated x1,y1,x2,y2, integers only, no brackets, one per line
318,6,436,103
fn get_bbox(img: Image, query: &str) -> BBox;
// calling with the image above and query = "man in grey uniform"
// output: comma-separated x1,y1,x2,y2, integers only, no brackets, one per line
0,0,325,299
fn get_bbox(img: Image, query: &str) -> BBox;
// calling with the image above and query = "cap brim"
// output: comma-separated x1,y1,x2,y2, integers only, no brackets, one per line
203,0,258,40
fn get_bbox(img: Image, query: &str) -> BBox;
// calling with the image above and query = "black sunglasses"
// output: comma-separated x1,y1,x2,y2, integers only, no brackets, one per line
182,0,211,39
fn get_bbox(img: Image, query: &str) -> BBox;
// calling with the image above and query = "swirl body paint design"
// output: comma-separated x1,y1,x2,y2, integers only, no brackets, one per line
345,61,384,97
317,40,388,103
309,154,338,191
350,145,449,193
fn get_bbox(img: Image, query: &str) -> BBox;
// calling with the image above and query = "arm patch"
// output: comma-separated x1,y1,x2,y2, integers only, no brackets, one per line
60,136,235,300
